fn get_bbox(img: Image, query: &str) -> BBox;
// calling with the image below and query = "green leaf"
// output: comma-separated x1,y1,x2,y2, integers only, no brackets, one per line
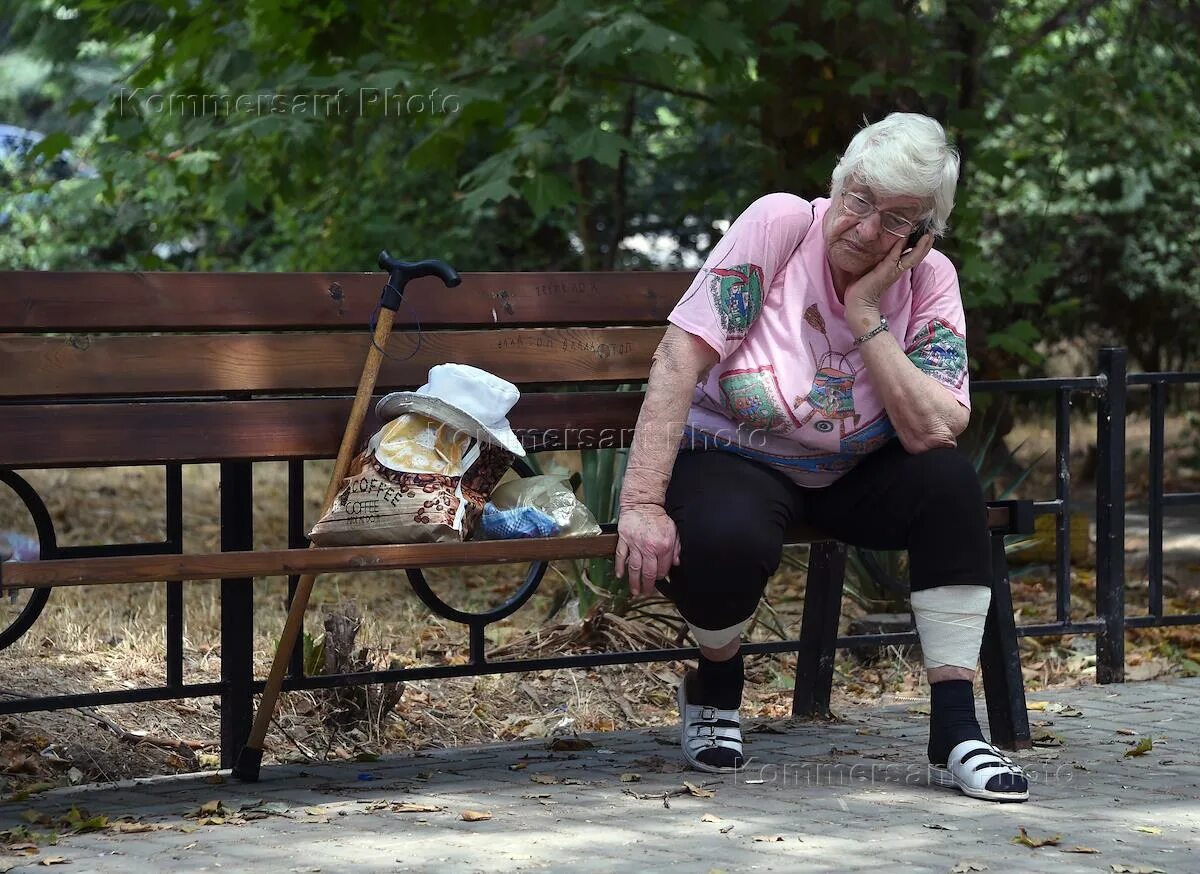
520,174,575,220
794,40,829,60
27,132,72,165
1124,737,1153,757
460,178,519,213
566,129,633,169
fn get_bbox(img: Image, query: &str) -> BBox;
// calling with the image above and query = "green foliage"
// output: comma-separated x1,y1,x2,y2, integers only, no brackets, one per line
6,0,1197,373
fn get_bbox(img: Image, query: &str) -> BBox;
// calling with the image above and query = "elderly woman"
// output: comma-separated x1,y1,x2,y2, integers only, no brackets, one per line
614,113,1028,803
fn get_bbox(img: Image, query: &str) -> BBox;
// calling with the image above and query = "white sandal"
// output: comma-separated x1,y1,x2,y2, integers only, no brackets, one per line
677,669,744,773
930,739,1029,802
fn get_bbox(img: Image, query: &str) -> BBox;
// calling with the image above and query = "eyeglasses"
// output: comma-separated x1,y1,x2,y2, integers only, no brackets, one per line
841,192,919,237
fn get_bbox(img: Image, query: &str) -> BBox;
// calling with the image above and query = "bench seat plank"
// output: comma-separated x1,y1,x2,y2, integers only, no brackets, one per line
0,504,1023,589
1,535,625,587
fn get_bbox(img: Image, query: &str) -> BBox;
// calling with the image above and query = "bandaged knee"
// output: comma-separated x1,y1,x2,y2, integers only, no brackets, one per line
910,585,991,671
687,618,750,649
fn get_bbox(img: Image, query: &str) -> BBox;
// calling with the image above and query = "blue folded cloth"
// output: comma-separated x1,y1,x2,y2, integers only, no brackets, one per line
479,503,560,539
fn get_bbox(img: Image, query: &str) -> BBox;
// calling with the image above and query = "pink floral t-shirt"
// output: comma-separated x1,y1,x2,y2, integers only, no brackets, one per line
667,193,971,487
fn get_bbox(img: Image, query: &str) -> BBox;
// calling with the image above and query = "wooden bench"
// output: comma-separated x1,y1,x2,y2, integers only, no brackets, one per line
0,266,1033,770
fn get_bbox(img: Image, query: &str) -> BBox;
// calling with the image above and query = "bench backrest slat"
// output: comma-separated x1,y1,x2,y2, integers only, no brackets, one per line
0,271,690,331
0,393,646,467
0,328,664,397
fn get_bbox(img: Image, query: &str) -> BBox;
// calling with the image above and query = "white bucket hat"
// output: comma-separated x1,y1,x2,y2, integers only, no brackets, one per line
376,364,526,457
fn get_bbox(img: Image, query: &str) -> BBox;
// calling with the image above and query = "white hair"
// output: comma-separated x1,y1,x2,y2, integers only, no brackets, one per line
829,113,960,237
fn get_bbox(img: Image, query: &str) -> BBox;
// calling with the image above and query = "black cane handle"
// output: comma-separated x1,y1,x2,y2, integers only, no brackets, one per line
377,251,461,310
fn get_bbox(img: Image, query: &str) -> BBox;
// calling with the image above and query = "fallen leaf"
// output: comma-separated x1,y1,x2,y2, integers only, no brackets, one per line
391,803,444,814
908,704,931,715
508,763,527,771
520,794,552,800
546,738,593,752
1124,737,1153,757
354,752,380,762
620,773,641,783
1031,728,1063,747
701,814,721,823
1110,866,1165,873
719,825,734,834
108,823,157,834
1133,826,1162,835
752,835,784,842
530,774,559,785
1046,703,1083,717
178,824,198,834
304,807,326,817
199,800,222,816
1027,700,1049,711
38,858,68,866
683,781,715,798
923,822,958,831
460,810,492,822
1116,728,1137,736
1061,847,1099,854
951,864,988,873
1013,827,1061,848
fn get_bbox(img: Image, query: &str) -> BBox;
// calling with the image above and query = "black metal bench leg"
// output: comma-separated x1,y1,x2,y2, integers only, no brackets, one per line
979,534,1032,750
220,461,256,769
792,541,847,717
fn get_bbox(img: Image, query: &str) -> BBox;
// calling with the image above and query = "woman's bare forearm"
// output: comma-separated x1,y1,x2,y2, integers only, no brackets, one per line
848,309,969,452
619,326,718,509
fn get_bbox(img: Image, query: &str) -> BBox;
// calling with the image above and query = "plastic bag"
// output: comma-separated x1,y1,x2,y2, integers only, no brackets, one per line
475,475,602,540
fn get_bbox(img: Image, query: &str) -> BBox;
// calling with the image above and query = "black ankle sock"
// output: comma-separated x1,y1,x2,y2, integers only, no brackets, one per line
697,652,744,710
927,679,985,765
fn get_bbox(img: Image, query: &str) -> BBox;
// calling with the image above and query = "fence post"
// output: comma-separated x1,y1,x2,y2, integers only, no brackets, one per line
1094,348,1126,684
220,461,255,767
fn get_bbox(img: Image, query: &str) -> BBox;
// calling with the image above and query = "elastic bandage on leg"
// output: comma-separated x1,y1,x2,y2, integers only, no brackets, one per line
910,585,991,671
687,618,750,650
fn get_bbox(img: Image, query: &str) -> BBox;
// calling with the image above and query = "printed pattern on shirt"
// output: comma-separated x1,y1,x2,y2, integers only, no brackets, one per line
906,318,967,390
707,263,765,339
792,304,862,438
718,365,802,435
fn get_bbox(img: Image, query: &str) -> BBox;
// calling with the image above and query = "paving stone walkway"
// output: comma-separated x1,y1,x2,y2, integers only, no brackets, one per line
2,678,1197,873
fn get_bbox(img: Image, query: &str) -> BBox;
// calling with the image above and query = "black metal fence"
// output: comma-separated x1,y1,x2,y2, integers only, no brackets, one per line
2,346,1199,766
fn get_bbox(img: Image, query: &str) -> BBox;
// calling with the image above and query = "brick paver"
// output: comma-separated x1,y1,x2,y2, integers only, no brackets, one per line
2,678,1197,873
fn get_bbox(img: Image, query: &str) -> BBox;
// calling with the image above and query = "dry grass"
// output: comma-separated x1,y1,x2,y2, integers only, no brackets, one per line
2,412,1199,793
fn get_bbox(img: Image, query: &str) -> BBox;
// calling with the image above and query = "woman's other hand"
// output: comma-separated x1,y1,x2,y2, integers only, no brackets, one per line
615,503,682,597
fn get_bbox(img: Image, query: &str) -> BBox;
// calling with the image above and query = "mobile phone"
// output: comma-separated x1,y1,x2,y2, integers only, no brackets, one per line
904,220,931,252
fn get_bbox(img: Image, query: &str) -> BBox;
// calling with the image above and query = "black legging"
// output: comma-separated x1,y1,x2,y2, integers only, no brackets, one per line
656,439,991,637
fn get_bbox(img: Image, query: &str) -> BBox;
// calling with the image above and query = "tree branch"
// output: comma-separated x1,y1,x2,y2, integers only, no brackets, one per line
604,87,637,271
589,73,717,105
1021,0,1111,49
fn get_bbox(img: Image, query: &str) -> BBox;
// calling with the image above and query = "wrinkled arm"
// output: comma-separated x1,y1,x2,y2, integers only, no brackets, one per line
848,307,969,453
618,325,719,510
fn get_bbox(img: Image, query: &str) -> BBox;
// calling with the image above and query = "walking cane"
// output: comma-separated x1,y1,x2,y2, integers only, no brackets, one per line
232,252,460,782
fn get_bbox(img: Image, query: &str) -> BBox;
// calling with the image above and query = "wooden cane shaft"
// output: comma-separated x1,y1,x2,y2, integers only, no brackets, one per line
244,307,397,752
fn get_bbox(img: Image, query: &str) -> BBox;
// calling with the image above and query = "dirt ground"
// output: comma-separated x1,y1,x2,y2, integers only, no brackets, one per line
1,411,1198,796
